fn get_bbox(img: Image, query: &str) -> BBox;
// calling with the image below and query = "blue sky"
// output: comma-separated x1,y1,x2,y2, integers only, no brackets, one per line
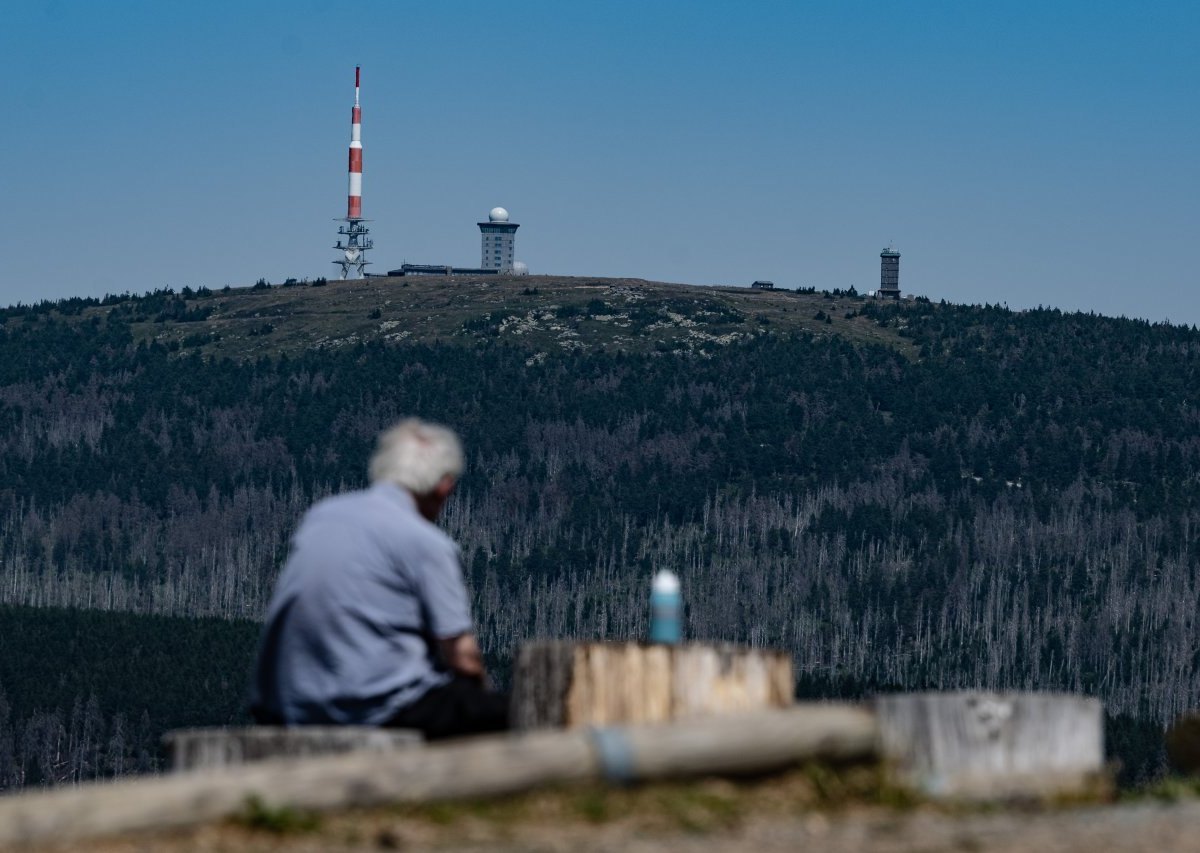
1,1,1197,322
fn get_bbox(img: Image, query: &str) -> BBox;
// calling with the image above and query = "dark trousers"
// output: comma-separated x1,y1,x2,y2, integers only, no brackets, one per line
385,676,510,740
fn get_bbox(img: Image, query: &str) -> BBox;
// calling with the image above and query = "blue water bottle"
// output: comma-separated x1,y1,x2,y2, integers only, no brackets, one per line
649,570,682,644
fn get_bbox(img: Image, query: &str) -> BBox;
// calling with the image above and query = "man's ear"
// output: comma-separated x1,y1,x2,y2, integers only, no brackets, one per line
435,475,457,501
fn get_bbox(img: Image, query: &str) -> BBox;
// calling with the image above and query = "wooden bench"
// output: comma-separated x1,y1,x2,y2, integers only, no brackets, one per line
3,689,1104,845
163,726,422,772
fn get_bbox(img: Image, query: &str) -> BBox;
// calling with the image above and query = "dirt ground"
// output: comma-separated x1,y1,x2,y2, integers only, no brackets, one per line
28,800,1200,853
22,768,1200,853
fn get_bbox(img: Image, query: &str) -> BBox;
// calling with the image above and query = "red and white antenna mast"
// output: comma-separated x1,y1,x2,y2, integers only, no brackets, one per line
334,66,372,279
348,66,362,219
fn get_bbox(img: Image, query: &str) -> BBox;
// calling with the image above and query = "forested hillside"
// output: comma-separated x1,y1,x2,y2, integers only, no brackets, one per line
0,604,257,790
1,276,1198,786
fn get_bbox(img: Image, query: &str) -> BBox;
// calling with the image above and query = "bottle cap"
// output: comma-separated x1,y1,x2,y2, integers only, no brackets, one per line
652,570,680,595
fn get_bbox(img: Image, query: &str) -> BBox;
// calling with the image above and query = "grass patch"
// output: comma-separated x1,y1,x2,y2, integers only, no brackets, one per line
232,795,322,834
380,762,920,839
1125,775,1200,804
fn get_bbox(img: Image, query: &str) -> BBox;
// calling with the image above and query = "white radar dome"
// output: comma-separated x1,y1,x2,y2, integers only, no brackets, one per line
512,261,529,276
488,207,509,222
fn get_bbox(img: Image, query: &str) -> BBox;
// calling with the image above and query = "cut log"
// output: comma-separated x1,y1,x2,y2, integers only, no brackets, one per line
163,726,423,771
874,691,1104,799
511,641,793,729
0,704,877,847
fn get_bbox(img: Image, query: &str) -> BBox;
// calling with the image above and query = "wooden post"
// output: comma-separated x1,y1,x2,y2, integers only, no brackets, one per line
511,641,794,729
874,691,1104,799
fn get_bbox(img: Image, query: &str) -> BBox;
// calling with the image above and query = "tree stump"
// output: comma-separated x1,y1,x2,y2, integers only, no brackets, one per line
163,726,422,772
510,641,793,729
874,691,1104,798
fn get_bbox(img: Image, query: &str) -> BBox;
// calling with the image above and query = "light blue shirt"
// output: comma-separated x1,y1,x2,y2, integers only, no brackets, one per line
251,483,473,725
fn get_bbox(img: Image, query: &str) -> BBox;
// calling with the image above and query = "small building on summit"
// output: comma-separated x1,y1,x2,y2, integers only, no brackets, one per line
751,280,775,290
388,264,499,277
386,206,525,278
479,207,520,272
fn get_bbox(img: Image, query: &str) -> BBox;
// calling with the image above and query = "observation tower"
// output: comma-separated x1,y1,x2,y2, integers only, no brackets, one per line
478,208,519,272
879,246,901,299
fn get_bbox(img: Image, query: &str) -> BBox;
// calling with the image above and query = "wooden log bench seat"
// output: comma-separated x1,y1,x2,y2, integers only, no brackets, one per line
154,641,1103,807
163,726,423,772
0,665,1107,846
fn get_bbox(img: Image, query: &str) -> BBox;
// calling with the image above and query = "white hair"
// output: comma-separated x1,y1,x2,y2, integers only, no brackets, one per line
368,418,464,495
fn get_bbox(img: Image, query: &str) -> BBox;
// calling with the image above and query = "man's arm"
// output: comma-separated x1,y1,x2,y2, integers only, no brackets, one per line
414,534,482,680
438,633,486,681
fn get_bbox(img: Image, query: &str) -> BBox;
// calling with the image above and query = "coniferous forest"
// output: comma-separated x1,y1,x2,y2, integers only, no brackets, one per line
0,604,257,788
1,282,1198,788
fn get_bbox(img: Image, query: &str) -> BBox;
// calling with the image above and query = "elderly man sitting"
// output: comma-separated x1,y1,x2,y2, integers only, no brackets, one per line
250,418,509,739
